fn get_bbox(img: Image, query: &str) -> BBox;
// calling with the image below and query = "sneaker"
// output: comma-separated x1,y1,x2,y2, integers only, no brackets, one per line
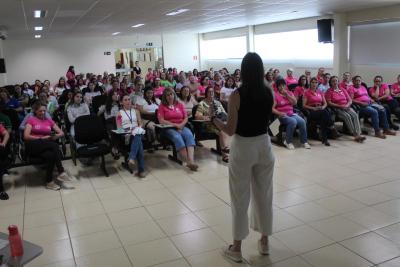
46,181,61,191
283,141,295,150
56,172,72,182
303,143,311,149
187,163,199,171
258,240,270,255
384,129,396,136
135,171,147,178
222,245,242,263
128,159,136,169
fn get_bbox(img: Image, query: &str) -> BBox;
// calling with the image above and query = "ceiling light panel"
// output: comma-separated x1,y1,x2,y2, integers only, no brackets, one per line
166,9,190,16
132,23,145,28
34,10,46,18
34,26,43,31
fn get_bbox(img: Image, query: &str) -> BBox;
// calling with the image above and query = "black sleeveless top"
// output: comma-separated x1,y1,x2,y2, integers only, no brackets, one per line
235,87,273,137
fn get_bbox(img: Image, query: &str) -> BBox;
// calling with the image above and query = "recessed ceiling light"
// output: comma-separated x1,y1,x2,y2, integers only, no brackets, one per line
112,32,121,35
34,35,41,38
166,9,189,16
131,24,145,28
34,26,43,31
34,10,46,18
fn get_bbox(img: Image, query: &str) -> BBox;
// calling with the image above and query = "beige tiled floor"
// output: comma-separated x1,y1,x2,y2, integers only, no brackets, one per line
1,136,400,266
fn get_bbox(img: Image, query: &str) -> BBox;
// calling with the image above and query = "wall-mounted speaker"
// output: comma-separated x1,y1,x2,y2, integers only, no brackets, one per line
0,58,5,73
317,19,333,43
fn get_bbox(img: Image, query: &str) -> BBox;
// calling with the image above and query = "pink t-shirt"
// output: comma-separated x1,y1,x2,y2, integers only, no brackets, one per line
27,116,55,137
339,81,352,92
285,76,297,86
198,85,206,96
274,91,294,116
304,89,324,107
317,74,324,84
293,86,306,98
158,102,186,124
325,87,350,106
154,86,165,98
348,85,370,104
391,83,400,95
369,83,393,101
0,124,5,142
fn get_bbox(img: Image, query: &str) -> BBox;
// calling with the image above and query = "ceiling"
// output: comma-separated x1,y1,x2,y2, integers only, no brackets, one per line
0,0,398,39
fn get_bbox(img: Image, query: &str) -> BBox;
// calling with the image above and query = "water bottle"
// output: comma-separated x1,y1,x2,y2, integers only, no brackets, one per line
8,225,23,257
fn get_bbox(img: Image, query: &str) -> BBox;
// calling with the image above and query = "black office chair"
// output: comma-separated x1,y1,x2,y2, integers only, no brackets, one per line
91,95,107,115
1,109,21,164
71,115,111,176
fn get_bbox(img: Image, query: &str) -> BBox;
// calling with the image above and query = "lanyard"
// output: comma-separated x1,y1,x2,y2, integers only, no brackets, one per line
123,109,133,124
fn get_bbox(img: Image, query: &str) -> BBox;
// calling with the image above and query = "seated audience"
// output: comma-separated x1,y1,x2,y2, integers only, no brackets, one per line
349,76,395,138
137,87,160,148
145,68,154,83
176,73,188,92
370,75,400,127
153,78,165,98
303,77,335,146
14,84,30,107
220,76,237,104
24,101,71,190
159,72,168,87
0,88,24,120
198,76,210,97
326,76,365,143
305,70,312,84
0,123,10,200
285,68,298,86
179,86,197,117
116,95,146,177
98,90,120,157
213,72,224,88
82,82,102,106
22,82,34,99
391,74,400,101
54,77,69,97
293,75,308,101
272,79,310,150
234,74,241,88
339,72,352,92
67,91,90,139
195,87,230,162
117,82,132,98
157,88,198,171
318,72,330,93
188,75,200,96
316,67,325,84
265,71,274,88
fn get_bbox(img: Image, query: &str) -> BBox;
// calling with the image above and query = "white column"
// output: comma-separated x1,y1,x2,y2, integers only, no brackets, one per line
247,25,255,52
333,13,349,76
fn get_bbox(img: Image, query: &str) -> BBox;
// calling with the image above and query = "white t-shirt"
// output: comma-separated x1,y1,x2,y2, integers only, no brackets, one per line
141,98,161,113
220,87,236,102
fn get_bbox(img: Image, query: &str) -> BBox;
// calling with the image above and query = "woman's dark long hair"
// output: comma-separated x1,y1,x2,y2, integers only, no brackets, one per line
144,86,157,106
239,52,273,105
105,90,119,114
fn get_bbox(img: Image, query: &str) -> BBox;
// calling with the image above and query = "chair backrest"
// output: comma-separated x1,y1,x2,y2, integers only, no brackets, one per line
92,95,107,114
192,104,199,119
1,109,20,131
74,115,106,144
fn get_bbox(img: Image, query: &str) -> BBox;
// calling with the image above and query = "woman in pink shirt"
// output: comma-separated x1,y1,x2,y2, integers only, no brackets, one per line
293,75,308,101
391,74,400,101
153,78,165,98
326,76,365,143
370,75,400,126
66,66,76,86
23,101,71,190
157,88,197,171
285,69,297,86
303,77,335,146
349,76,395,138
339,72,352,92
272,79,310,150
145,68,154,83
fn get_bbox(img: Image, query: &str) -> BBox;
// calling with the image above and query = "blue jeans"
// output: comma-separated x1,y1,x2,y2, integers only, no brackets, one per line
279,114,308,144
359,105,389,131
165,127,196,150
129,135,145,172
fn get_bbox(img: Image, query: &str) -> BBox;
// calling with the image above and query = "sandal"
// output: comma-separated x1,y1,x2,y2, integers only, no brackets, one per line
222,245,242,263
222,154,229,163
221,147,230,154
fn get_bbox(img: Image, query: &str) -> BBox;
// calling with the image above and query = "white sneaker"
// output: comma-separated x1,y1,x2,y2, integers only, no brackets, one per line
258,239,270,255
284,141,295,150
56,172,73,182
303,142,311,149
46,181,61,191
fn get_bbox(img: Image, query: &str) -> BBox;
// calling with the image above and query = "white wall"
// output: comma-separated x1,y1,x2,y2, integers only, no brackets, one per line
0,39,6,86
2,34,162,85
347,4,400,83
162,33,200,71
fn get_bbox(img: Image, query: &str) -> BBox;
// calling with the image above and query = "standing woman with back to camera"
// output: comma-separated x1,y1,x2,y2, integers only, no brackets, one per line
213,52,275,262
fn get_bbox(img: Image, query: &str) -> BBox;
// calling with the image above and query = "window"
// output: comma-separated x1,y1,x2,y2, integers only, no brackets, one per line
201,36,247,60
255,29,333,63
